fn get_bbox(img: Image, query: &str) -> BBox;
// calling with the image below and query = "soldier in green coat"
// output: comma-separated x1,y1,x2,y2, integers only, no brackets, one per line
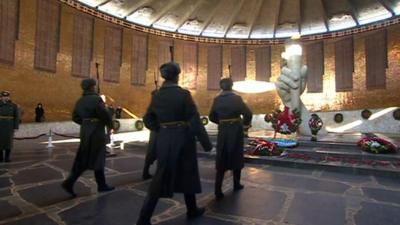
61,79,114,196
0,91,19,162
136,62,212,225
209,78,252,199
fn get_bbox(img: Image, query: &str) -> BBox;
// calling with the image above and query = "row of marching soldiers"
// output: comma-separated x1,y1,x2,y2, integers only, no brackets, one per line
0,62,252,225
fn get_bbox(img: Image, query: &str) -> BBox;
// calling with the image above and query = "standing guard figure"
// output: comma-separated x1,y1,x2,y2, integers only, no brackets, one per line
0,91,19,163
61,79,114,196
209,78,253,199
136,62,212,225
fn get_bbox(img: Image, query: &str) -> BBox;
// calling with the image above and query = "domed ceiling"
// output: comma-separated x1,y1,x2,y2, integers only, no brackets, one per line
77,0,400,39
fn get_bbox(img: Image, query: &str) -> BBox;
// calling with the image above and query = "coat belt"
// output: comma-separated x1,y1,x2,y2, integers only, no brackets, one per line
160,121,188,128
219,118,241,124
83,118,99,122
0,116,14,120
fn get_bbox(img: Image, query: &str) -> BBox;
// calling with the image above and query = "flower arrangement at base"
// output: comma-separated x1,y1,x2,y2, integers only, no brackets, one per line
270,106,302,135
308,114,323,141
247,138,282,156
357,137,398,154
267,138,298,148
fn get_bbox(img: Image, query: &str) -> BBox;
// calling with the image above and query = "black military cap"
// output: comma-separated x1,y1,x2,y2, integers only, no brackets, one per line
81,78,97,91
160,62,181,81
1,91,10,97
220,78,233,91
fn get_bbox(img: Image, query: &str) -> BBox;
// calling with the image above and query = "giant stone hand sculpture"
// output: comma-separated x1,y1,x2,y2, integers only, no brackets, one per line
275,65,308,112
275,40,325,135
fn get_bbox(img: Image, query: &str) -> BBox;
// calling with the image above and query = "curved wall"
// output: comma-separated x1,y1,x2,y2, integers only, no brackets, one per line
1,0,400,122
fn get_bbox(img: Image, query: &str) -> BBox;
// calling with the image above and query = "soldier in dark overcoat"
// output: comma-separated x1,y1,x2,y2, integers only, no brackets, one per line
136,62,213,225
61,79,114,196
209,78,252,199
0,91,19,162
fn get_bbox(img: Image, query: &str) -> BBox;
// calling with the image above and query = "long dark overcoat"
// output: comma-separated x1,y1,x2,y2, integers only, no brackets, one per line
143,81,212,198
144,90,159,165
0,101,19,150
209,91,252,171
145,130,157,165
72,90,113,170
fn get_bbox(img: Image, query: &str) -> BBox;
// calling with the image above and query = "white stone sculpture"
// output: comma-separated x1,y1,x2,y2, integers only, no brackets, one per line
275,39,326,135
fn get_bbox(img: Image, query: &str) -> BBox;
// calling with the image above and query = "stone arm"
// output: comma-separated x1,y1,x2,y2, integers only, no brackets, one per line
275,65,308,109
185,92,212,152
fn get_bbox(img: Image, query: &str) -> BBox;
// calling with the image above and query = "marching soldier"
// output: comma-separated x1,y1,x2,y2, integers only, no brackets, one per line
209,78,252,199
0,91,19,162
136,62,212,225
61,79,114,196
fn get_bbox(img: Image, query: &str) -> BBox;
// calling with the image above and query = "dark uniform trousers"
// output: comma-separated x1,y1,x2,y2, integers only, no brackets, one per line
65,162,108,188
215,169,241,194
0,101,19,162
138,192,198,224
142,131,157,177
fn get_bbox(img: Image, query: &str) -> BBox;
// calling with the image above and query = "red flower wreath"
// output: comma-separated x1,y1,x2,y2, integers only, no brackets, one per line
357,137,398,154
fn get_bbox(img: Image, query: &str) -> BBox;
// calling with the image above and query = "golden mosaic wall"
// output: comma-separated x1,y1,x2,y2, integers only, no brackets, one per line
1,1,400,122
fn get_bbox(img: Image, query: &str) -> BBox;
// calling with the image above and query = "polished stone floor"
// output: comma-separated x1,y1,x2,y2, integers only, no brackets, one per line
1,134,400,225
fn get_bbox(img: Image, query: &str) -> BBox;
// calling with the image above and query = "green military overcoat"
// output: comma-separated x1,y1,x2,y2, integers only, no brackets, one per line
209,91,252,171
71,90,113,170
143,81,212,198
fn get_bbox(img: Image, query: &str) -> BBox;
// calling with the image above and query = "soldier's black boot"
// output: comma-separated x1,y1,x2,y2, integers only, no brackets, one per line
62,163,85,197
95,170,115,192
4,149,11,162
136,194,159,225
233,169,244,191
185,194,205,219
61,178,76,197
214,170,225,200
